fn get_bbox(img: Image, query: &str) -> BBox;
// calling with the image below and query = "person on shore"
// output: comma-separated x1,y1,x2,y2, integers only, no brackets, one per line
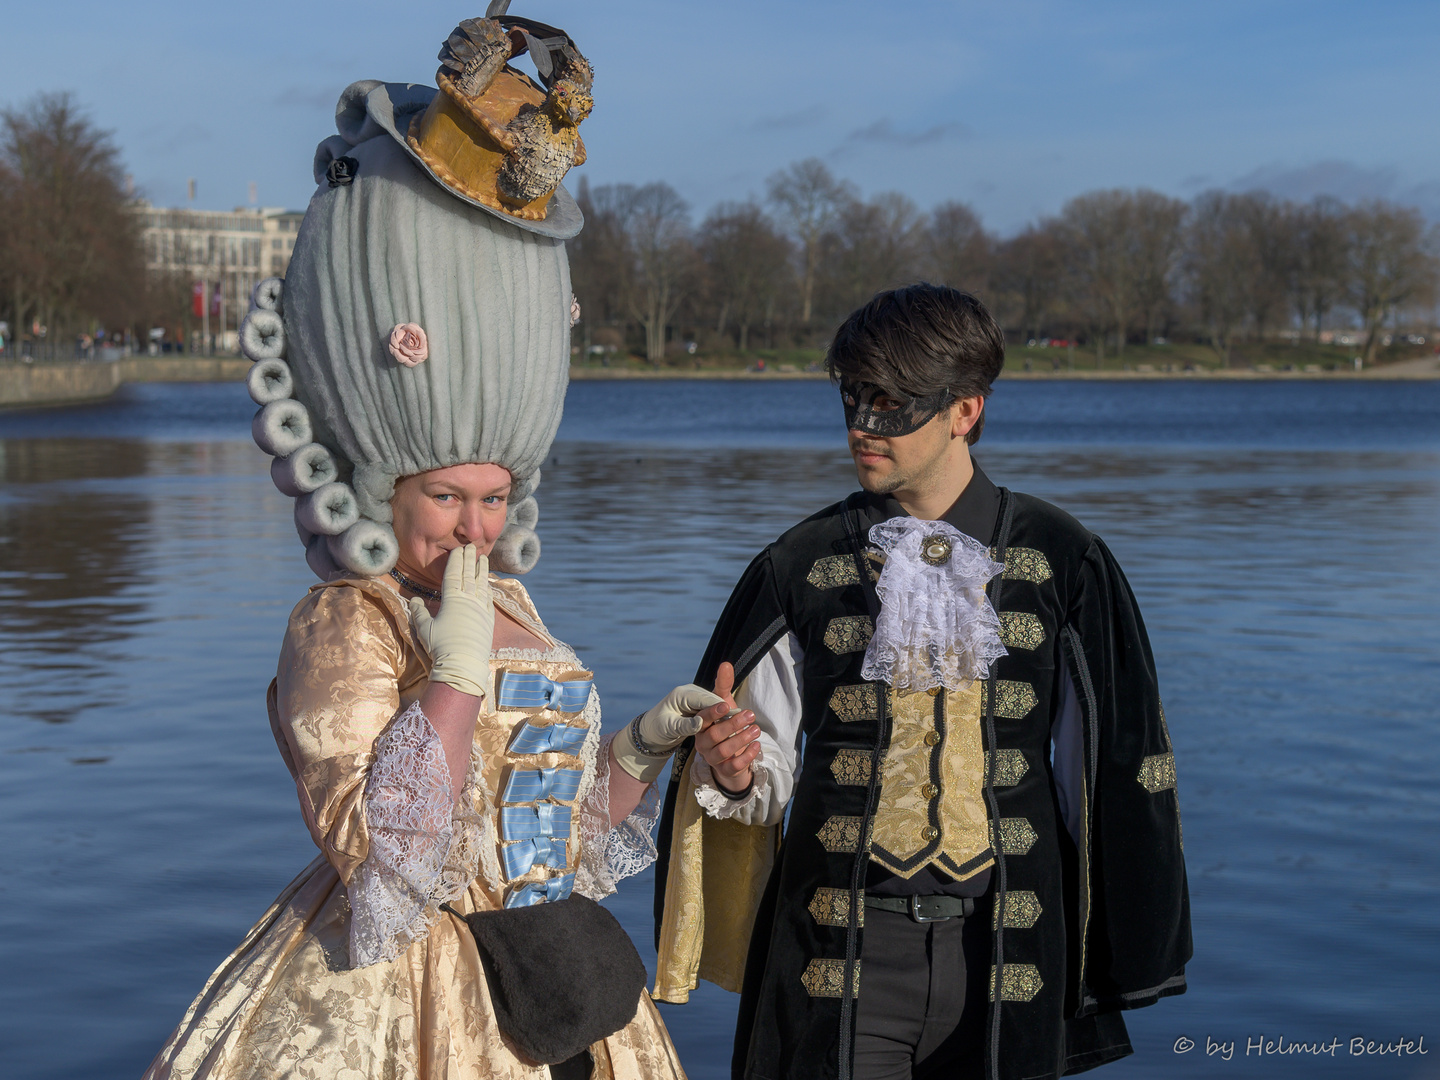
144,13,725,1080
652,284,1190,1080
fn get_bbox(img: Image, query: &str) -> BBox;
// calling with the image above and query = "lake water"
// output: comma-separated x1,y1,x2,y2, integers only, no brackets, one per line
2,378,1438,1080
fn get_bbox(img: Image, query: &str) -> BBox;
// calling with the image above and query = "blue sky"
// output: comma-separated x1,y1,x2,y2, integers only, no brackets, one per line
4,0,1438,233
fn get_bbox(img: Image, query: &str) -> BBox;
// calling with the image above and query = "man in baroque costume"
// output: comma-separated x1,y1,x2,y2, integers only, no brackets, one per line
651,284,1191,1080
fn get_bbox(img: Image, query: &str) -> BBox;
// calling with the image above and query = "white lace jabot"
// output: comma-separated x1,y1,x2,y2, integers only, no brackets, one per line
860,517,1008,692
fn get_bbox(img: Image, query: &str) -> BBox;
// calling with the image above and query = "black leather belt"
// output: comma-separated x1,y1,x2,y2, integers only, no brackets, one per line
863,894,975,923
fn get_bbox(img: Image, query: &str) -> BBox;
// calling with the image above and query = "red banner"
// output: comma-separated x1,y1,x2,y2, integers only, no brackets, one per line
192,281,205,319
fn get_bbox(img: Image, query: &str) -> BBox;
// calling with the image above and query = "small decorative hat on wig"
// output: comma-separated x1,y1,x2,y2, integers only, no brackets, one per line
240,1,593,581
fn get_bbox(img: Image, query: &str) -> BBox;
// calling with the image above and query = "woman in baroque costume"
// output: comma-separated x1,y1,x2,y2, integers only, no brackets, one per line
143,11,723,1080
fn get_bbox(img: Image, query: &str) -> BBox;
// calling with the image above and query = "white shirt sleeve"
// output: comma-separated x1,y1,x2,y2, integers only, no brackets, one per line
692,632,805,827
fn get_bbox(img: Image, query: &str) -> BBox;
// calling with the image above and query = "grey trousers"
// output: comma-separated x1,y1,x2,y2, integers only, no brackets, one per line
853,897,991,1079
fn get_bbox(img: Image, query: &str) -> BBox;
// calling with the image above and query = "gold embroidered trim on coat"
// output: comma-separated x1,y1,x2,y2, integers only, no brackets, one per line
998,612,1045,651
989,963,1043,1002
998,817,1038,855
831,750,872,786
829,683,877,724
988,680,1038,719
863,547,884,581
994,547,1052,584
995,890,1042,929
823,616,874,655
670,745,690,782
807,556,860,589
817,815,866,853
801,958,860,998
807,888,859,928
987,749,1029,787
1155,701,1183,848
1138,752,1177,793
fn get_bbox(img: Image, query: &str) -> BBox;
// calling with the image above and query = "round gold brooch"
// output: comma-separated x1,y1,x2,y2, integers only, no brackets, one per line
920,534,953,566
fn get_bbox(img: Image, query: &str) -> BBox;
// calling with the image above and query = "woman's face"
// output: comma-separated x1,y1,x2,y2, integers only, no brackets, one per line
390,462,512,585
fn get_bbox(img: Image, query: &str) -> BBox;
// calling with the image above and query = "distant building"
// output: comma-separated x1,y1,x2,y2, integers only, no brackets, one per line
132,202,304,350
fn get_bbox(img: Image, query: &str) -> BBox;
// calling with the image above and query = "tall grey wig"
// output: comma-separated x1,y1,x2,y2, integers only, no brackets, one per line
240,79,577,581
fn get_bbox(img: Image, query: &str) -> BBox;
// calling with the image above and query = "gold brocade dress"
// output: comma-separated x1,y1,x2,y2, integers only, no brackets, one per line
143,575,686,1080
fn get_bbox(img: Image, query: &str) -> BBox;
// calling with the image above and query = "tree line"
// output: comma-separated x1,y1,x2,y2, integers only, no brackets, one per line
570,161,1440,366
3,91,1437,366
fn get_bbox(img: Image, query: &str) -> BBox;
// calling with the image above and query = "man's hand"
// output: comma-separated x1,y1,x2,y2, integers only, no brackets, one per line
694,662,761,795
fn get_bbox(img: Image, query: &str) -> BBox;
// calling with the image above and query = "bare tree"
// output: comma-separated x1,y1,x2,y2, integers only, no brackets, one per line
816,191,926,325
0,92,142,355
1183,191,1257,364
1131,190,1187,344
1288,196,1348,342
697,201,792,351
1343,200,1437,364
766,159,853,327
623,182,693,365
1059,190,1140,357
923,200,992,299
992,220,1066,343
569,178,636,339
1233,192,1292,341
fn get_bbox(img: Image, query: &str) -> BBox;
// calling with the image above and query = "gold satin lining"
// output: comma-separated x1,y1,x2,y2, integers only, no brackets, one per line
653,755,779,1003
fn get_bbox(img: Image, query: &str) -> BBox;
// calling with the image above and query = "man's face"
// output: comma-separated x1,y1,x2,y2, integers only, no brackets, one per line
844,384,959,495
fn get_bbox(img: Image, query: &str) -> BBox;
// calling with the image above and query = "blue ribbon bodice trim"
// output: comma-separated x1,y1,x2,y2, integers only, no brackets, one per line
502,767,584,805
505,872,576,908
509,721,590,756
500,803,573,842
502,835,569,878
496,671,593,713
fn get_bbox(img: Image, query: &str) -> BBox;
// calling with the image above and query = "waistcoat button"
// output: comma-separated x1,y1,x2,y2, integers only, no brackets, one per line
921,826,940,841
923,731,941,747
920,782,939,798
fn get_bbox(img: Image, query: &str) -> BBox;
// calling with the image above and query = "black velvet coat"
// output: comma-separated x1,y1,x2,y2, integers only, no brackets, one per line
654,467,1191,1080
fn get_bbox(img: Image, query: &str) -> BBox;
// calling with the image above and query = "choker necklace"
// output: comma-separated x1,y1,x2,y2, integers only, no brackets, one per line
389,567,441,602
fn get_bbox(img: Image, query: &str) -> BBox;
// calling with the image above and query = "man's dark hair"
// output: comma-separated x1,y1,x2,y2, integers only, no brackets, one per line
825,283,1006,444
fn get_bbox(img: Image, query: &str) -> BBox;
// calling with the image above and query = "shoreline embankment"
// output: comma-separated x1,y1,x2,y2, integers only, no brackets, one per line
0,357,250,409
4,353,1438,411
567,357,1440,381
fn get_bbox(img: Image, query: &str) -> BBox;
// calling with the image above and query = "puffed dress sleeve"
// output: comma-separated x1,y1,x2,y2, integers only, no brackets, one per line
267,581,490,967
269,583,415,883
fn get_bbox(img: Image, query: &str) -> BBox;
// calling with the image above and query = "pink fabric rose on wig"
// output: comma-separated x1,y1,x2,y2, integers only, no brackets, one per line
570,294,581,327
388,323,428,367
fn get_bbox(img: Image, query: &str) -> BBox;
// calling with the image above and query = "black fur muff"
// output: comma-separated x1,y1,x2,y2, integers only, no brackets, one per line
442,895,648,1064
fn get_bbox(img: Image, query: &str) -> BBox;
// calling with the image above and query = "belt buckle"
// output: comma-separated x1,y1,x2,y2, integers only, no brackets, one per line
908,895,943,923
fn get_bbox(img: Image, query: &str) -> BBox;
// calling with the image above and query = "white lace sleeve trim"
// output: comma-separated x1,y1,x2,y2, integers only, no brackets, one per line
685,635,803,828
348,701,490,968
691,757,774,820
575,731,663,900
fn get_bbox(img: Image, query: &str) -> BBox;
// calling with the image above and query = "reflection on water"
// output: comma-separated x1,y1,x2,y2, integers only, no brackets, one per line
0,381,1438,1079
0,441,156,732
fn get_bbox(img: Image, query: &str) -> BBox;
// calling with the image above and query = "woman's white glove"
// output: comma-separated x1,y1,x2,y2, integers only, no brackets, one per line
613,684,726,782
407,544,494,702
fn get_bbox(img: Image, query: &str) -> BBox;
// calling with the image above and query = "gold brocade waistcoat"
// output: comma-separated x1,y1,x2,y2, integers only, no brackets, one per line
868,680,994,881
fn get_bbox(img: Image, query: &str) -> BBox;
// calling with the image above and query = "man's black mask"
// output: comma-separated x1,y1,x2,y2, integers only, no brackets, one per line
840,380,953,437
